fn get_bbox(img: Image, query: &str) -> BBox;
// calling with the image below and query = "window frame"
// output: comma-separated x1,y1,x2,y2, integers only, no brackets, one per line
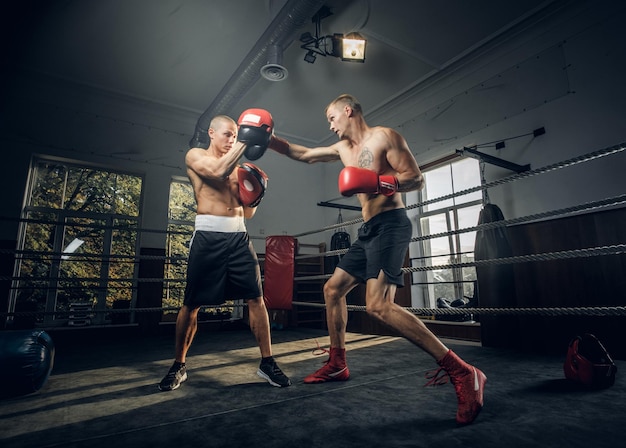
408,156,483,307
10,155,144,326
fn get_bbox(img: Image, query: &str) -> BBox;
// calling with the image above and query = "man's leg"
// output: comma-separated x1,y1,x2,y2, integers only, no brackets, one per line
365,270,486,425
174,305,199,362
248,297,291,387
158,305,199,391
303,268,357,384
246,296,272,358
365,271,448,359
324,268,359,348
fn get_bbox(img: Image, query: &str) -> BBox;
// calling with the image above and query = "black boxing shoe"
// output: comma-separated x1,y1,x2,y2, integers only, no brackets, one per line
257,358,291,387
158,363,187,391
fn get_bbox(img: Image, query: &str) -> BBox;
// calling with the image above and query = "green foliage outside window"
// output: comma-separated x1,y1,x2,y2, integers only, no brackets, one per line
15,159,142,325
163,180,195,315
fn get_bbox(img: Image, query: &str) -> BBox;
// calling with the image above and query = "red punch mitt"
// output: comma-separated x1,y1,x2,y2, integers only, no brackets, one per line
237,162,268,207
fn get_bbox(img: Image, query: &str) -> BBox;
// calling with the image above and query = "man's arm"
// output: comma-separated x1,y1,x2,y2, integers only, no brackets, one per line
186,141,247,181
243,205,256,219
384,129,424,193
270,136,341,164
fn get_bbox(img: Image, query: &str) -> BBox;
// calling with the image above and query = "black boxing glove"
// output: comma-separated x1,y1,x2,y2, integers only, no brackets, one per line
237,108,274,161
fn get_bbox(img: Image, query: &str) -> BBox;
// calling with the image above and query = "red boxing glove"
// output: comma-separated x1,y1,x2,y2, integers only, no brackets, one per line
238,108,274,161
237,162,268,207
338,166,398,197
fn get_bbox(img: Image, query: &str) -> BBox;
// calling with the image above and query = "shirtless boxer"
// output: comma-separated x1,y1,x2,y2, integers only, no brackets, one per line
158,113,290,391
265,94,486,425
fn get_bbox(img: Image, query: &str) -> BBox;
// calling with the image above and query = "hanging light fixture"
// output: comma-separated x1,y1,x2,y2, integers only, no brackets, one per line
340,32,366,63
299,6,367,64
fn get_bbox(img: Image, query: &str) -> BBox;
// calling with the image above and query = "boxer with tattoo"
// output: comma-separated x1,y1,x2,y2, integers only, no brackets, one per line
266,94,486,425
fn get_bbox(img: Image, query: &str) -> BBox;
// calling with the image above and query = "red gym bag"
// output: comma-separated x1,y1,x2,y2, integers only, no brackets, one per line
563,333,617,389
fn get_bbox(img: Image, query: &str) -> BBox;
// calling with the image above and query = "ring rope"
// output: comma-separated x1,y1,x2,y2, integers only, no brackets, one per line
411,193,626,243
404,244,626,272
0,248,188,262
291,301,626,317
293,142,626,237
0,215,189,236
292,244,626,281
0,275,185,283
4,303,626,318
0,304,245,318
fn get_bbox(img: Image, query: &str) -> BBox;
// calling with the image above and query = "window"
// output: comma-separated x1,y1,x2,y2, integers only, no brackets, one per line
163,178,195,316
11,157,142,326
409,157,482,306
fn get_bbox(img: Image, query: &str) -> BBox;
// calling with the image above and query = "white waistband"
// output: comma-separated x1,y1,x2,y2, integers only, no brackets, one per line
194,215,246,232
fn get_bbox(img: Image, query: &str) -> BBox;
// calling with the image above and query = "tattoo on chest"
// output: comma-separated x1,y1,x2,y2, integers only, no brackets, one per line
358,147,373,168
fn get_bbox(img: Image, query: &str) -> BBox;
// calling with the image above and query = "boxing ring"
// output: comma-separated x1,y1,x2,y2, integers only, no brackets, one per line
1,142,625,448
1,141,625,333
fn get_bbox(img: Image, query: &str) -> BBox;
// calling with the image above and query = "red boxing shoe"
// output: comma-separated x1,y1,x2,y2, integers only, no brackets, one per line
303,362,350,383
437,350,487,425
304,346,350,383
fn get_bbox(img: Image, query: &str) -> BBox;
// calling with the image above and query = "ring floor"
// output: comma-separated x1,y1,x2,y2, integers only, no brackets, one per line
1,324,623,448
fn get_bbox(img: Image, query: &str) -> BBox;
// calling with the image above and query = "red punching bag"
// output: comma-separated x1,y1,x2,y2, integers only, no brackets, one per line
264,236,296,310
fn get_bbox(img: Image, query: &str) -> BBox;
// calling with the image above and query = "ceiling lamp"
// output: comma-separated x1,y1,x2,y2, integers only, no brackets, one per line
299,6,367,64
340,32,366,63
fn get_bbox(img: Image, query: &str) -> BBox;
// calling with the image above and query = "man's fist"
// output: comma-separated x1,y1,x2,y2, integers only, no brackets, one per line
238,162,268,207
238,109,274,161
338,166,398,197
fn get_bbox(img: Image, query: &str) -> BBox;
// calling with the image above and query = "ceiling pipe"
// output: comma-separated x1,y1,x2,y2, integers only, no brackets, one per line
189,0,327,148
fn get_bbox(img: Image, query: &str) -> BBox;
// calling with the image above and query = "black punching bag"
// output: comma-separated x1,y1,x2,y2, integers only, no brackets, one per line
474,203,519,348
0,330,55,398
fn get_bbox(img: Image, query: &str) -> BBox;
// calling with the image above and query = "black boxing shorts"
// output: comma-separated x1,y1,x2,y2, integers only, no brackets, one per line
183,215,262,306
337,208,412,286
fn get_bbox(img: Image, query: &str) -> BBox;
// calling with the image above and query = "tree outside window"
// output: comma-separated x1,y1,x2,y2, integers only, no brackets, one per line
12,158,142,326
